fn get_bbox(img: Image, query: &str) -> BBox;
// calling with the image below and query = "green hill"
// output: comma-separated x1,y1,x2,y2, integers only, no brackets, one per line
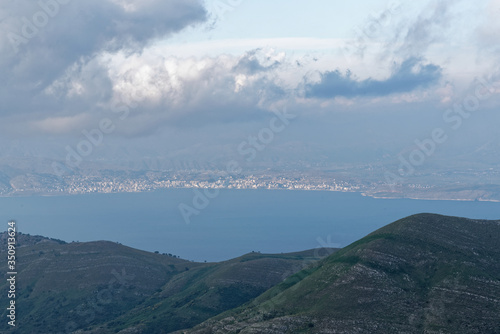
0,233,334,333
2,213,499,334
179,214,500,334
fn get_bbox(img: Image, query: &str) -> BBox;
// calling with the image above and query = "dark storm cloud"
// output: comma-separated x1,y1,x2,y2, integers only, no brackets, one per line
1,0,206,57
305,57,442,99
0,0,207,117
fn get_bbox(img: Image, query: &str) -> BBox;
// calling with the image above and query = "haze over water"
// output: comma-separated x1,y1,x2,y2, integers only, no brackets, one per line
1,189,498,262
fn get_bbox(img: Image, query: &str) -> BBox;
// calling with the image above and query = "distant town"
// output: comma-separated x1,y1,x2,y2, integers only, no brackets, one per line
6,171,360,195
2,166,500,203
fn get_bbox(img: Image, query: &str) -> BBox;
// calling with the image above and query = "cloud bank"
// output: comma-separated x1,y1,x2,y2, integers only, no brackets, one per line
0,0,499,158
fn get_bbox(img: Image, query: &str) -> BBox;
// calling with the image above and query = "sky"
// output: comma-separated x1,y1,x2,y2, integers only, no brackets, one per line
1,0,500,173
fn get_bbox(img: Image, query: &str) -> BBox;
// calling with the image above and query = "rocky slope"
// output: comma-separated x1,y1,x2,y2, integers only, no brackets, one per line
179,214,500,334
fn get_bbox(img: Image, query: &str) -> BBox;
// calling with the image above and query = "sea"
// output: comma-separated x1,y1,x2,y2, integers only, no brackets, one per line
0,189,498,262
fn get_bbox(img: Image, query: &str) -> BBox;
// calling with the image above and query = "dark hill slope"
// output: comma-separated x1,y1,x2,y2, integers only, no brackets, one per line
180,214,500,334
0,233,333,334
88,249,336,333
0,238,195,333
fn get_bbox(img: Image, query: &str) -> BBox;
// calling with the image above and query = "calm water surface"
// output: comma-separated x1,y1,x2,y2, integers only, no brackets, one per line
0,189,498,261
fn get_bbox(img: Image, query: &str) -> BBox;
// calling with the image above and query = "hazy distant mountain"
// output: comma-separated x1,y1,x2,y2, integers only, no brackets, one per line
0,235,333,333
179,214,500,334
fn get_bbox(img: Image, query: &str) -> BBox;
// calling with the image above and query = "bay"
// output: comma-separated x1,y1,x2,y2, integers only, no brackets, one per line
0,189,498,262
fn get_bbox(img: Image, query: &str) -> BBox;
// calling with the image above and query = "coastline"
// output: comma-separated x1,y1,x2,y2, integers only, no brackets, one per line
1,186,500,203
362,192,500,203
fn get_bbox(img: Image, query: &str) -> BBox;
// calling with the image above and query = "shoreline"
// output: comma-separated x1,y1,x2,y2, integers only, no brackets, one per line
1,187,499,203
362,193,500,203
